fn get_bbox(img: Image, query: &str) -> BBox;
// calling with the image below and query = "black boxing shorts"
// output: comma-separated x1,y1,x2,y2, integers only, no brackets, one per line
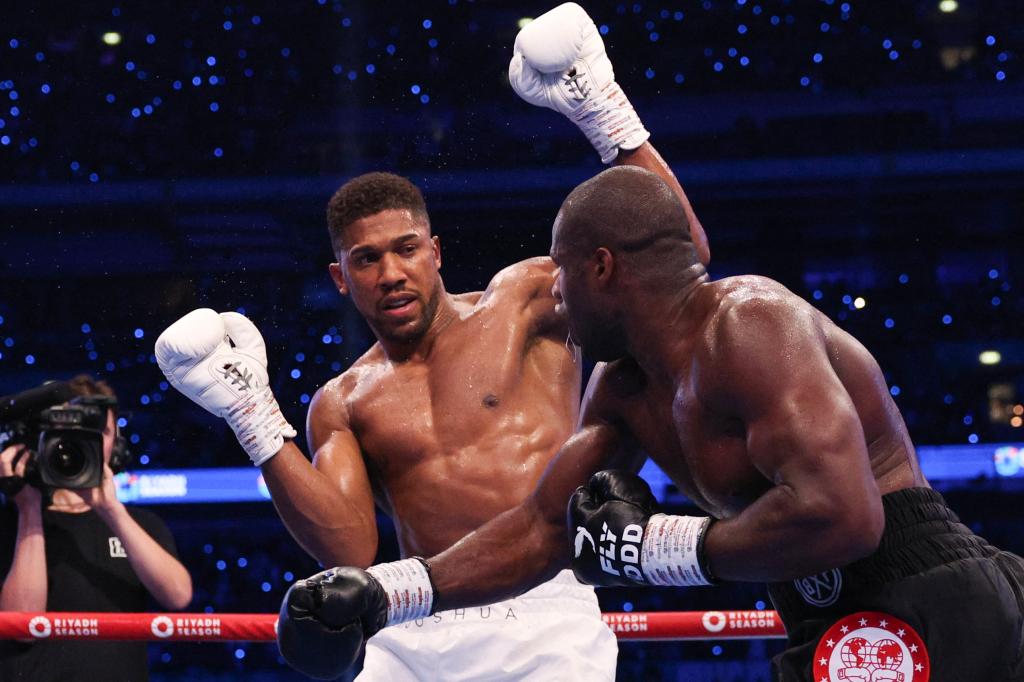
767,487,1024,682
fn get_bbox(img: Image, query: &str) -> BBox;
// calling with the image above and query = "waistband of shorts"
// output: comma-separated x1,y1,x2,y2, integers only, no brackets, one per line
843,486,997,583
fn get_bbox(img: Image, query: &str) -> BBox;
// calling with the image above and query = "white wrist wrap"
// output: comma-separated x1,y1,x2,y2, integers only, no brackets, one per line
641,514,714,586
366,558,435,626
224,386,297,466
568,80,650,164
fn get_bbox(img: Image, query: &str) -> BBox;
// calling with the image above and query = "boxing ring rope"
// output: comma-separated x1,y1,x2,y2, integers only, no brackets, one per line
0,610,786,642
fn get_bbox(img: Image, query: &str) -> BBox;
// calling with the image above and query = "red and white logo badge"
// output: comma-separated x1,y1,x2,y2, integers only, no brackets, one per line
813,611,929,682
151,615,174,638
28,616,52,638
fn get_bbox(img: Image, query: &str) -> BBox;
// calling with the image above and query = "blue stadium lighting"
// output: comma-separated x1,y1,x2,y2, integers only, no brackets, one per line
996,71,1006,82
712,645,723,656
738,24,748,34
998,52,1009,62
968,434,979,444
237,557,248,568
146,34,156,44
820,22,830,32
209,102,219,112
992,296,1001,306
251,15,261,25
428,38,439,48
216,560,226,570
645,21,654,30
213,147,223,157
673,11,684,20
889,50,900,60
347,71,357,81
290,369,301,379
963,415,973,425
0,119,4,128
332,64,343,75
0,315,3,325
111,8,120,17
40,83,50,94
89,172,99,182
261,582,272,592
646,67,657,78
234,649,245,660
300,394,311,405
942,314,953,325
770,15,780,25
25,355,35,365
333,335,342,344
3,338,12,347
172,80,182,90
366,63,376,74
840,2,850,11
204,544,214,555
884,318,895,328
728,47,738,57
281,47,291,57
674,73,685,83
755,601,766,609
330,362,342,372
153,96,162,106
131,107,141,117
140,395,150,405
106,92,116,102
986,35,996,46
71,161,82,172
713,62,724,72
9,106,18,117
813,52,823,63
322,333,333,344
386,44,397,55
989,268,1000,279
130,434,140,444
159,381,168,390
944,394,954,405
206,56,216,66
125,61,135,72
223,21,233,31
623,602,633,612
88,351,98,360
422,19,432,29
191,76,201,86
752,6,761,15
209,75,219,85
882,39,892,49
161,653,171,664
284,572,294,581
842,294,852,305
8,39,18,49
143,105,153,114
8,90,17,101
898,273,909,284
342,17,352,27
105,361,115,371
134,328,144,339
238,48,247,59
295,352,305,361
420,94,430,103
913,40,922,49
812,290,824,300
890,385,900,396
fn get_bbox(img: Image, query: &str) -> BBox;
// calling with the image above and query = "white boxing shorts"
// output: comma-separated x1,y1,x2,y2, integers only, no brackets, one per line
356,570,618,681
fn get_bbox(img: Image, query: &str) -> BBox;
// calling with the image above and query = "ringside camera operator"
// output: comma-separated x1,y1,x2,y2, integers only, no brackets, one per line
0,375,192,682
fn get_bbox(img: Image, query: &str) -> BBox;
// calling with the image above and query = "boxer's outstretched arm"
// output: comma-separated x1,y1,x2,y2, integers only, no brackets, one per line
615,143,710,266
262,385,378,568
429,364,640,609
701,296,884,582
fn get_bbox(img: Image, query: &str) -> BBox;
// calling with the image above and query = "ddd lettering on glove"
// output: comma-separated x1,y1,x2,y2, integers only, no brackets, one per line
597,521,644,582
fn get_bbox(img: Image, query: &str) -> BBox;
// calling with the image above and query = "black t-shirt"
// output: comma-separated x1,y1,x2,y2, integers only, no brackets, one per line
0,504,180,682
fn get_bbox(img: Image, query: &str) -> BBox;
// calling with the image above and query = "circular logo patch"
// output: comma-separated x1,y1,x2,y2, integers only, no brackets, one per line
794,568,843,607
151,615,174,638
813,611,930,682
702,611,727,633
28,616,52,638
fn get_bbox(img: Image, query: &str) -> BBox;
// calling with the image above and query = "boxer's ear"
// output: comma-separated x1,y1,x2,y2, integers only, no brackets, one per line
329,262,349,296
593,247,615,286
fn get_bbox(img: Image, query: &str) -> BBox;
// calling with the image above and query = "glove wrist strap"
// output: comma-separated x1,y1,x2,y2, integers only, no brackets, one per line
568,80,651,164
366,558,436,626
641,514,716,586
224,387,297,467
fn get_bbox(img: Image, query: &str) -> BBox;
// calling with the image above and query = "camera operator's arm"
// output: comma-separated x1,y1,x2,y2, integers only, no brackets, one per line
87,465,193,611
0,445,47,612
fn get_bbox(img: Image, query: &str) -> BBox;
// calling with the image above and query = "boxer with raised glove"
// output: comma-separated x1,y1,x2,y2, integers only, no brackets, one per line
509,2,650,164
569,470,716,587
154,308,297,466
277,558,435,680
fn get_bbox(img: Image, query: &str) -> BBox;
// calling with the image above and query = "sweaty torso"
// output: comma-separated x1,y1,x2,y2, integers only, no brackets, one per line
330,275,579,557
605,276,925,520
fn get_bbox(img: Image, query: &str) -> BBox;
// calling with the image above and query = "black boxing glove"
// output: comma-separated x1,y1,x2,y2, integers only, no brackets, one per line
277,558,436,680
568,469,716,588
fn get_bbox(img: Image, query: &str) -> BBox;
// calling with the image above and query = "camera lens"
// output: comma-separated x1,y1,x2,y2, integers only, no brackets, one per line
50,440,87,477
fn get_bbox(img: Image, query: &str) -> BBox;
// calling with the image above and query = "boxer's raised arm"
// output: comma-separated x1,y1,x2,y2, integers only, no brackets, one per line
262,384,378,568
701,296,884,581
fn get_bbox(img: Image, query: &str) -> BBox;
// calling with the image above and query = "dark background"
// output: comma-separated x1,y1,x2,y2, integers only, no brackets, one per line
1,1,1021,679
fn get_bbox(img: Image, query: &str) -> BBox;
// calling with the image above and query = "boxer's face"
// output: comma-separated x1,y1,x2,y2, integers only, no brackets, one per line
330,209,442,343
550,222,626,362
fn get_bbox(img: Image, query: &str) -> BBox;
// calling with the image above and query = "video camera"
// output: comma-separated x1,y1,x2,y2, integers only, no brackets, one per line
0,381,132,492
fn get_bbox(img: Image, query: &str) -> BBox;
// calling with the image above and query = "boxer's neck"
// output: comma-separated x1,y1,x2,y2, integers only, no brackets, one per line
380,290,459,363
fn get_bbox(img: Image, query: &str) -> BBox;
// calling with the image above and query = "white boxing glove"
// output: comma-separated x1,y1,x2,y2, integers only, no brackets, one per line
510,2,650,163
155,308,297,466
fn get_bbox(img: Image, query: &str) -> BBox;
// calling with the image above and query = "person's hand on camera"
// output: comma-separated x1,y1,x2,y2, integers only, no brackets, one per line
83,463,123,517
0,444,41,511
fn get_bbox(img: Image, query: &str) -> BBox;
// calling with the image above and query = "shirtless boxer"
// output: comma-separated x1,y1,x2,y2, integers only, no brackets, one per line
284,165,1024,682
156,4,710,680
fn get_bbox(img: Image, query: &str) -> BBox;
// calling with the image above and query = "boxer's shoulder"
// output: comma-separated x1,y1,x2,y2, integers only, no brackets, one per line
703,276,814,341
482,257,556,304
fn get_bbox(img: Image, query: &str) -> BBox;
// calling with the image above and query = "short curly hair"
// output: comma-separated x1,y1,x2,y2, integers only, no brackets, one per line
326,172,429,254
